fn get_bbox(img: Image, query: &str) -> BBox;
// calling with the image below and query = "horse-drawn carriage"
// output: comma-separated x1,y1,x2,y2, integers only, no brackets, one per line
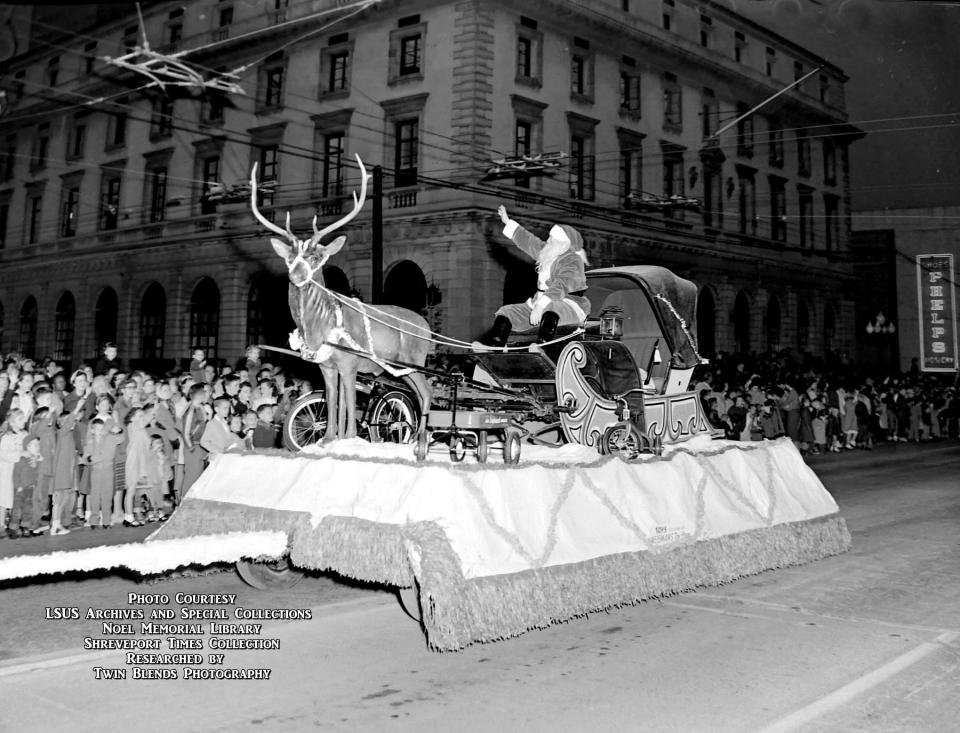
280,264,718,461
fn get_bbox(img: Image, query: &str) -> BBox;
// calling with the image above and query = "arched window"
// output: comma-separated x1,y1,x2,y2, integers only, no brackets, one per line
766,295,781,353
824,303,837,354
696,287,716,358
140,283,166,360
733,291,750,355
246,272,294,349
797,299,810,355
19,296,38,357
383,260,427,314
94,287,118,357
322,266,351,296
190,278,220,358
54,292,76,365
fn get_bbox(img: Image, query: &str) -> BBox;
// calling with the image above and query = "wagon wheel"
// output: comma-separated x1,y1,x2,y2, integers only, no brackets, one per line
449,435,467,462
503,429,522,465
283,392,328,451
601,422,645,460
367,390,418,444
476,431,489,464
236,556,305,590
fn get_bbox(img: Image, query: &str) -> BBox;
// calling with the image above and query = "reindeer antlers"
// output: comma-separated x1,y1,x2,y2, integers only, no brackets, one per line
250,155,371,247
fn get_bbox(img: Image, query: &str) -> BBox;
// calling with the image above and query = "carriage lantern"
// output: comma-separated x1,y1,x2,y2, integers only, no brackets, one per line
599,306,624,340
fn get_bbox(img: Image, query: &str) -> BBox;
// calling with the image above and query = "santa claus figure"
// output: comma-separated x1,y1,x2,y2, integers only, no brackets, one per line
474,205,590,351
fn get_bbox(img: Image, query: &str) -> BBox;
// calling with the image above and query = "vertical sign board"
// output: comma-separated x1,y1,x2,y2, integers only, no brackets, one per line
916,254,958,372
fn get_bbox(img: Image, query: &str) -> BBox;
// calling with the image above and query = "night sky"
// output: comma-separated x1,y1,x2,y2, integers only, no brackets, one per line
733,0,960,212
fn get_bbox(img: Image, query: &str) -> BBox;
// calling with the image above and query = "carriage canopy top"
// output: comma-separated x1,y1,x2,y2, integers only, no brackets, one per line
585,265,703,369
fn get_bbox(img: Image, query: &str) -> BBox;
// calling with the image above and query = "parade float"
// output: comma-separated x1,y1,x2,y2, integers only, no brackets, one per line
0,158,850,652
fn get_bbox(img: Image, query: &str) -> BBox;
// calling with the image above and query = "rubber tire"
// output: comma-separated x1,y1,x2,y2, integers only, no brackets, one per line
601,422,644,460
283,392,328,451
477,431,488,464
449,435,467,462
236,557,305,590
503,430,521,465
367,390,418,445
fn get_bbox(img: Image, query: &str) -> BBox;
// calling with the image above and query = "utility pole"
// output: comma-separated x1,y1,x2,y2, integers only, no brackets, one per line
372,165,383,304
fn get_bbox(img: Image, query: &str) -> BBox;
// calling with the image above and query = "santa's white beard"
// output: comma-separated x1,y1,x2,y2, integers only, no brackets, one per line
537,240,569,287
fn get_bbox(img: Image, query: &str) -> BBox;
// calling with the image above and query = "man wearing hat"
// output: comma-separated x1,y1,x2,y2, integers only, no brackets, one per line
474,205,590,350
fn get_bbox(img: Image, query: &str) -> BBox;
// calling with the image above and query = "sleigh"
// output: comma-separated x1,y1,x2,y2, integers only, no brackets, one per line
281,264,720,463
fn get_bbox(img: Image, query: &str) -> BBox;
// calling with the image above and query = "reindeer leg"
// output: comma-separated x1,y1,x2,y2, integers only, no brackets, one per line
320,365,339,442
337,377,348,438
403,372,433,437
341,368,359,439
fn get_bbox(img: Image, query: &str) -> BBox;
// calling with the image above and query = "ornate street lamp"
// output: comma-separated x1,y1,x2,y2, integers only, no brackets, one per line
865,312,896,335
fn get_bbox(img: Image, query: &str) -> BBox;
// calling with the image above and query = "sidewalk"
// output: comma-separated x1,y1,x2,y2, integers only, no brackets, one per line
0,518,155,561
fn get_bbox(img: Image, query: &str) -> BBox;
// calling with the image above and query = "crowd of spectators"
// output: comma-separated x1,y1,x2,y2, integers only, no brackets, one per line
0,343,314,539
693,350,960,454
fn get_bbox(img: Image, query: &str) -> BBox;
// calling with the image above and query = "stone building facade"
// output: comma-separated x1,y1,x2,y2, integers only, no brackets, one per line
0,0,861,372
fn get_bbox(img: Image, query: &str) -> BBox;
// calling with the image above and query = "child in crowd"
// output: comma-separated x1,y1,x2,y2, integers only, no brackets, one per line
0,408,29,530
251,402,279,449
83,418,124,529
8,434,43,538
189,348,206,385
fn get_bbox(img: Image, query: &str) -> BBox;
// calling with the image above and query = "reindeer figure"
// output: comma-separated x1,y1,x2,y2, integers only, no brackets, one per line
250,155,432,442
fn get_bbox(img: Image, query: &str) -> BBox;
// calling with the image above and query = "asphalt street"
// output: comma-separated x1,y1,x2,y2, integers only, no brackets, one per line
0,440,958,732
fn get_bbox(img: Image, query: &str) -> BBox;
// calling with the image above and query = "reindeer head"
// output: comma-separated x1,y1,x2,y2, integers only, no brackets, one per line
250,155,370,289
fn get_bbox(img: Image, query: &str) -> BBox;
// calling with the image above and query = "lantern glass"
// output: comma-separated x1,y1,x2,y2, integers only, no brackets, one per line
600,313,624,339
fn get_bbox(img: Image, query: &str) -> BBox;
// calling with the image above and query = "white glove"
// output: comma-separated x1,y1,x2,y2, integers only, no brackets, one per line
289,330,303,350
530,300,547,326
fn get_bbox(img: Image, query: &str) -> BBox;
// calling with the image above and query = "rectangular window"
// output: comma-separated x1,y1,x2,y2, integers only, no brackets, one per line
108,107,127,148
60,184,80,238
620,143,642,206
702,166,722,228
767,116,783,167
67,115,87,160
394,119,418,187
770,178,786,242
571,55,586,96
27,193,43,244
0,201,8,249
1,135,15,182
738,171,756,235
793,61,804,82
798,189,813,248
663,73,682,129
123,25,138,53
514,120,532,188
201,73,226,123
167,21,183,49
736,102,753,157
823,138,837,185
569,134,595,201
32,123,50,170
399,34,421,75
701,88,717,138
46,56,60,87
819,74,830,104
699,15,712,48
322,133,344,197
620,68,641,116
662,1,674,31
264,63,285,108
99,174,121,231
797,129,811,177
517,35,532,78
148,167,167,223
329,51,349,92
200,156,220,215
150,97,174,139
662,149,684,218
734,31,745,63
84,41,97,74
765,47,776,76
824,194,839,250
219,5,234,27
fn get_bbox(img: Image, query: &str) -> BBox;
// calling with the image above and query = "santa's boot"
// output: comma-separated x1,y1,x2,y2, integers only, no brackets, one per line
530,311,560,353
472,315,512,353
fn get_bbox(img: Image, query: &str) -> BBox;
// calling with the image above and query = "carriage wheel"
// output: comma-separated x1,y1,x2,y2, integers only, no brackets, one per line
503,430,522,465
283,392,328,451
477,431,489,464
414,430,430,462
449,435,467,463
601,422,645,460
367,390,418,444
236,556,305,590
